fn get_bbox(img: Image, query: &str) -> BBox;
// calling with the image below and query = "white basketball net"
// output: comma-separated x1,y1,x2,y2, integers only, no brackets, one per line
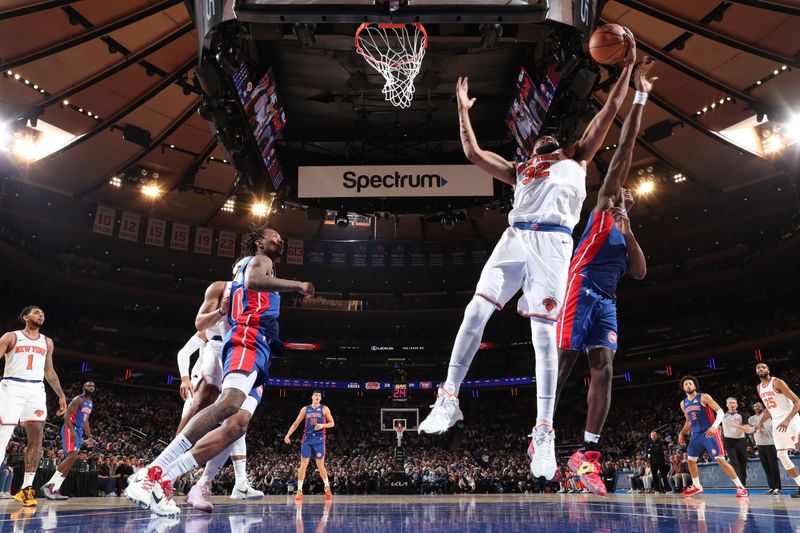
356,23,427,109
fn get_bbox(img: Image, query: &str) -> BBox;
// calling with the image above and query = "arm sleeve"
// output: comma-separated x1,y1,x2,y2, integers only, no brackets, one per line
177,334,206,378
711,408,725,429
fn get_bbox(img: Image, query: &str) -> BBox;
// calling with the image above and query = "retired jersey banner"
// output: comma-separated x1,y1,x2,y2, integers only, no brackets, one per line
118,212,140,242
92,205,115,236
286,239,304,265
217,231,236,258
194,227,213,255
170,223,190,251
145,218,166,247
298,165,493,198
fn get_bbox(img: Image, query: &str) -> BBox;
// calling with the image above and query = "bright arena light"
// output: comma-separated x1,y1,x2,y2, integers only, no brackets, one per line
785,114,800,143
763,133,785,154
221,198,235,213
141,183,161,198
637,180,655,195
251,202,269,217
12,137,37,161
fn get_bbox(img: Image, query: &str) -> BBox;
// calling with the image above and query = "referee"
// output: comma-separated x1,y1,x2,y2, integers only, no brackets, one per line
722,397,750,486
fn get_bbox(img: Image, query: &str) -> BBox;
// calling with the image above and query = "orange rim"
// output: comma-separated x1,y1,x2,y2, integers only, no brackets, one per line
355,22,428,68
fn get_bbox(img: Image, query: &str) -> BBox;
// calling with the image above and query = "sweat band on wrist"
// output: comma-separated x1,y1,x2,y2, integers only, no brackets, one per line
633,91,648,106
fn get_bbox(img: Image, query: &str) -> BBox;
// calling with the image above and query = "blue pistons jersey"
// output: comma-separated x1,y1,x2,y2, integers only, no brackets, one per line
301,404,327,459
683,393,714,434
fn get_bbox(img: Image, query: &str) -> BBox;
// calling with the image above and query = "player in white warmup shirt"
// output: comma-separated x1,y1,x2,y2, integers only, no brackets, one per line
419,30,637,481
0,306,66,507
754,362,800,498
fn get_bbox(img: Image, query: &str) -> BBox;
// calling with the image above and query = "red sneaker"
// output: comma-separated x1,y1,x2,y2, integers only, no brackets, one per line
736,487,749,499
295,490,303,502
324,486,333,501
567,450,607,496
683,485,704,496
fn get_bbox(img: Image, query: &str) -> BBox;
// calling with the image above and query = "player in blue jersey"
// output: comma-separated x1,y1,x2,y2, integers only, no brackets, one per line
678,376,748,498
42,381,95,500
284,390,335,501
551,59,655,495
127,224,314,517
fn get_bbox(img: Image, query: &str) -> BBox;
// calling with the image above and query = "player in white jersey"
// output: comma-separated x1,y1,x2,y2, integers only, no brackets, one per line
419,29,637,482
177,330,209,426
0,306,66,507
754,362,800,498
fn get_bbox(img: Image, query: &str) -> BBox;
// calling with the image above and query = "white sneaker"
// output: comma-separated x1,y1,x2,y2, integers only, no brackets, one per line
125,466,162,510
418,388,463,434
149,478,181,518
230,482,264,500
527,423,557,480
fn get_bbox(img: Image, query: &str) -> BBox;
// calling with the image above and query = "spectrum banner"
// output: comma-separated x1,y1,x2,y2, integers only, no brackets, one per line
298,165,493,198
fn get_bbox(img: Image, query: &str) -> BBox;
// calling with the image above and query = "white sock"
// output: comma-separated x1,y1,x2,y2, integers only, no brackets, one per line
298,479,304,491
150,434,192,472
22,472,36,488
584,431,600,443
233,459,247,485
732,477,744,489
531,319,558,425
323,477,330,487
231,435,246,457
692,476,701,488
52,472,66,491
443,296,495,395
199,442,235,485
793,475,800,487
163,452,198,482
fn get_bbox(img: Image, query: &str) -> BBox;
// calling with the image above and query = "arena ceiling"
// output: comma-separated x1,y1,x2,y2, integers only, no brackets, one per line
1,0,799,243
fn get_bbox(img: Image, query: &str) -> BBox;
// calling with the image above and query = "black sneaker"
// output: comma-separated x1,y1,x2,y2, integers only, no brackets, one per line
765,489,775,495
791,488,800,499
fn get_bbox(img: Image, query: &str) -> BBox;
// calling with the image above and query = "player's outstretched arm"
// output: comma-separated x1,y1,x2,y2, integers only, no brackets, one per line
456,77,515,185
195,281,228,332
569,29,636,165
773,379,800,431
246,255,315,297
43,337,66,415
284,407,307,444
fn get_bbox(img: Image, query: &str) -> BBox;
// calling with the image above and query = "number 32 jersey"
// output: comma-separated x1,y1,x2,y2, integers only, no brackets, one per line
508,149,586,231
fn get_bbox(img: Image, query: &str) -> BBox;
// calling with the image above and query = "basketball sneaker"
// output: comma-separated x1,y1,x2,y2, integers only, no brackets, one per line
126,465,162,509
418,388,463,435
736,487,749,499
567,450,607,496
682,485,703,496
230,481,264,500
527,423,557,480
187,480,213,512
295,490,303,502
791,488,800,499
41,483,69,500
149,478,180,517
324,486,333,501
13,486,37,507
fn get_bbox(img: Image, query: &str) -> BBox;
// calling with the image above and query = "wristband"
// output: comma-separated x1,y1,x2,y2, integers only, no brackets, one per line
633,91,648,106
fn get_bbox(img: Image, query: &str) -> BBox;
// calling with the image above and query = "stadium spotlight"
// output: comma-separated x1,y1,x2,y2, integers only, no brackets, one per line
109,176,122,188
251,201,269,217
636,180,655,195
141,183,161,198
221,198,235,213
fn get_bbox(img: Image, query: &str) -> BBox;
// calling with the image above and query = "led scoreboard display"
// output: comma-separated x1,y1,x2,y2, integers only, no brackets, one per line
392,383,408,402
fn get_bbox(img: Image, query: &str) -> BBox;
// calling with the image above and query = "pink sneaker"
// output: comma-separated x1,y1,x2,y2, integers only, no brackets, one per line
736,487,749,499
568,450,607,496
187,481,213,513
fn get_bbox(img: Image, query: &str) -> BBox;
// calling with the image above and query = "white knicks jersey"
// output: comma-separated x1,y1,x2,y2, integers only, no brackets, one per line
3,331,48,381
758,377,798,422
205,282,232,341
508,149,587,230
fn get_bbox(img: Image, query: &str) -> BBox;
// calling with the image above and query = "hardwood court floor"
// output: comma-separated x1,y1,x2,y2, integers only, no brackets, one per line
1,492,798,532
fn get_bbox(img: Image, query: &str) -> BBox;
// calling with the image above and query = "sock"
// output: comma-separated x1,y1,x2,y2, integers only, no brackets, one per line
584,431,600,443
23,472,35,488
199,442,235,485
443,296,495,395
163,452,198,483
231,435,246,457
150,434,193,471
298,479,304,491
793,475,800,487
531,319,557,425
732,477,744,489
233,459,247,486
323,477,330,487
52,472,66,491
692,477,701,488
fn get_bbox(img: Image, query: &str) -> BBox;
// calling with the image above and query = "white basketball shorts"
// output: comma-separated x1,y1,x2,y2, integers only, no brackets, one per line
773,415,800,451
0,379,48,425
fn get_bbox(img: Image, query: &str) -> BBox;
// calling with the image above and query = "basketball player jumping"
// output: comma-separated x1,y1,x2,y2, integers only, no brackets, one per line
284,390,335,501
0,306,66,507
551,58,656,495
127,225,314,517
678,375,748,498
754,362,800,498
42,381,95,500
420,30,637,481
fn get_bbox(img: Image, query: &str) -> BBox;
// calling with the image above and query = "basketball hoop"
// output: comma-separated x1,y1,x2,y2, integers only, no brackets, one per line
393,421,406,447
355,22,428,109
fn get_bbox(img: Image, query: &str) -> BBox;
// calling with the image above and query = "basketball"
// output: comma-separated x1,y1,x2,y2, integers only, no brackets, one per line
589,24,629,65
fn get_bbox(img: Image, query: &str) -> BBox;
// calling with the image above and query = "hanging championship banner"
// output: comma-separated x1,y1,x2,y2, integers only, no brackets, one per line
145,218,166,247
218,231,236,258
92,205,115,236
286,239,304,265
118,212,141,242
298,165,493,198
170,223,190,251
194,227,213,255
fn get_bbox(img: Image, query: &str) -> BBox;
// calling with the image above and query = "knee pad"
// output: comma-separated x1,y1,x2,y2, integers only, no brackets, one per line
463,296,495,334
778,450,794,470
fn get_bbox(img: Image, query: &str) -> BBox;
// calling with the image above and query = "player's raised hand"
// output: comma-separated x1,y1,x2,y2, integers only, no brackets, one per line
56,395,67,416
622,27,636,66
622,188,635,211
297,281,315,299
456,77,477,112
180,376,194,400
634,56,658,93
284,436,291,445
